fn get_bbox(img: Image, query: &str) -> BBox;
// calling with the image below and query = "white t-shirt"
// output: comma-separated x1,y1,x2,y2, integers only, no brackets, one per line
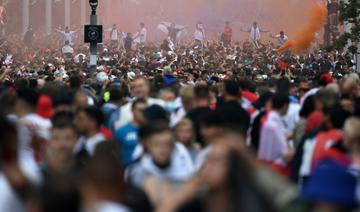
17,114,51,158
139,27,147,43
275,34,288,45
0,173,24,212
128,142,194,188
116,98,165,129
73,133,106,156
193,30,205,42
110,28,120,41
62,45,74,54
61,31,76,44
17,113,50,185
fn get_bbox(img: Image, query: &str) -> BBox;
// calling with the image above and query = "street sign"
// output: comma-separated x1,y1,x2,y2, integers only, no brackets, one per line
84,25,102,44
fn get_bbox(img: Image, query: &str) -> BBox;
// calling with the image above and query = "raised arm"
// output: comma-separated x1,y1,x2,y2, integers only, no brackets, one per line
55,28,64,34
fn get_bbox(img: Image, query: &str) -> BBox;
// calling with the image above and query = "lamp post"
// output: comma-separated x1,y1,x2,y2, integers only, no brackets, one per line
89,0,98,73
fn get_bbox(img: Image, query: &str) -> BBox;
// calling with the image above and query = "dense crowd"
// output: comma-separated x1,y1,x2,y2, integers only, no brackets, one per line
0,30,359,212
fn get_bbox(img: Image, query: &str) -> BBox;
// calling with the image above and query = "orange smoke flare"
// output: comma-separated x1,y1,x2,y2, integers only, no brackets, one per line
277,0,328,53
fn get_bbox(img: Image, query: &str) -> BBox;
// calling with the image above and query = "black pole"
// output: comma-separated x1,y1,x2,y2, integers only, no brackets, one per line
89,1,98,74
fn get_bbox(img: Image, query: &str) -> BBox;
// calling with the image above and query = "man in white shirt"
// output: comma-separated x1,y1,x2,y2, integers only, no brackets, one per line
126,123,194,206
62,40,74,57
258,93,294,168
193,22,205,46
241,21,268,48
134,22,147,45
73,106,106,158
108,24,121,49
56,26,77,45
15,88,49,185
116,76,165,129
270,31,289,46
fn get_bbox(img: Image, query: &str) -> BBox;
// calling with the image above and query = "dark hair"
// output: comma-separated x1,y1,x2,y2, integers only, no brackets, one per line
224,80,240,97
29,78,38,89
51,111,77,132
76,106,104,127
69,75,82,90
14,78,29,90
142,104,169,123
253,92,273,110
300,95,315,118
131,98,146,110
276,78,290,94
108,86,124,102
0,91,16,115
271,93,290,110
138,121,171,140
194,84,210,99
17,88,39,108
0,116,18,162
329,107,351,129
81,143,125,202
200,110,225,128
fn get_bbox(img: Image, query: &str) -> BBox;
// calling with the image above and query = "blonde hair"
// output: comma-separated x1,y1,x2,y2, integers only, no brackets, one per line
174,118,195,143
179,86,194,101
174,118,194,131
344,117,360,141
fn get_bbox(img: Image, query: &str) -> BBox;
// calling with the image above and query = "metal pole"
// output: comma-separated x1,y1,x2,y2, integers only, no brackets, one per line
89,9,98,72
45,0,52,35
22,0,30,36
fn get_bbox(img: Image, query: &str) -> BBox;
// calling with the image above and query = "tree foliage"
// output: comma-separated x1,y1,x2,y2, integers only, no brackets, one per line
331,0,360,53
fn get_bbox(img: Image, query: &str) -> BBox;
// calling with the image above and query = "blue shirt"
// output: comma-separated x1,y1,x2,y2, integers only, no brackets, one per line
115,123,139,165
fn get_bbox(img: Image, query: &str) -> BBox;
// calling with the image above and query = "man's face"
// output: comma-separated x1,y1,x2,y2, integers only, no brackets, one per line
74,111,92,134
131,78,150,99
147,131,174,166
49,127,78,162
132,102,147,125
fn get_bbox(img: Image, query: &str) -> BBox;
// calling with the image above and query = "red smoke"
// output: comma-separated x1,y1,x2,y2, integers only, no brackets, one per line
277,0,328,53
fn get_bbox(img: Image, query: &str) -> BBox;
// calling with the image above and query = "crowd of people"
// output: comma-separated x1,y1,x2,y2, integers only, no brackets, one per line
0,19,359,212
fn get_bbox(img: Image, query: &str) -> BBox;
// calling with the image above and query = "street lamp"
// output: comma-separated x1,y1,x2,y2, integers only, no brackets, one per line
89,0,98,15
85,0,101,73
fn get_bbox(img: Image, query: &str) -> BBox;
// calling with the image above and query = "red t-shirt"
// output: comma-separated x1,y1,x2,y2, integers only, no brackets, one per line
311,129,343,170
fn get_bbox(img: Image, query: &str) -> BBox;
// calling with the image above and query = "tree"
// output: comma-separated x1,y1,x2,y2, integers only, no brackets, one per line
331,0,360,54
